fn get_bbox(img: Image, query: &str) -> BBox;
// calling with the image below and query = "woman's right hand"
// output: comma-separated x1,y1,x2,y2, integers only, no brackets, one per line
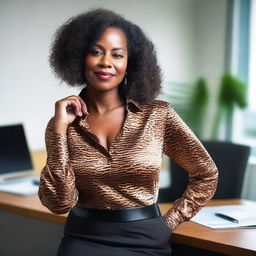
54,95,88,134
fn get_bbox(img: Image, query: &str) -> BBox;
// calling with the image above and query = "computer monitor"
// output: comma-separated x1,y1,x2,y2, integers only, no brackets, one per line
0,124,34,182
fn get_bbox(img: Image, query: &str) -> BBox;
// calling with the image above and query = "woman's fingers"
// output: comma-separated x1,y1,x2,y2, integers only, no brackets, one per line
54,95,88,127
63,96,84,116
77,96,88,114
66,99,82,116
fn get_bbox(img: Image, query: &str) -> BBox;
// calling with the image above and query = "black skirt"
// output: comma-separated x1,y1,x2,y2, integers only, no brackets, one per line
57,204,172,256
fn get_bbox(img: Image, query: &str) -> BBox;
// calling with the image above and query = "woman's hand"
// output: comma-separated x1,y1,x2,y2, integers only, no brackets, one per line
54,95,88,134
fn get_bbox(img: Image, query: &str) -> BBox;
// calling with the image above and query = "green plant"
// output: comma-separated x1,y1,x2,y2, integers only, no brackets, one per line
164,78,209,139
188,78,209,138
164,74,247,141
212,74,247,139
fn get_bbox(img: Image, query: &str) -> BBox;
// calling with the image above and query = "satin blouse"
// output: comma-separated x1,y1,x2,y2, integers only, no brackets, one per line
38,94,218,230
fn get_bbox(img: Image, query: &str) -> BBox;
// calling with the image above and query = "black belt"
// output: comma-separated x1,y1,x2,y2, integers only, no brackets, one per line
71,203,161,222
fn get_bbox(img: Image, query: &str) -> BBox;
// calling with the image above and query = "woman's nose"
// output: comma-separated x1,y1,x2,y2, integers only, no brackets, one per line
98,54,112,68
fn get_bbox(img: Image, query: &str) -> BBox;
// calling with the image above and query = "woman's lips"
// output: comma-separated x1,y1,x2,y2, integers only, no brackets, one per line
94,71,115,80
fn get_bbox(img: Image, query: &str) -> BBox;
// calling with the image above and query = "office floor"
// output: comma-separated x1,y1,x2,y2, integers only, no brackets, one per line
172,243,229,256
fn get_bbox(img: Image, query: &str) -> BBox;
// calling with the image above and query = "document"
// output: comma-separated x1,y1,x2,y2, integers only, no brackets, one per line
191,202,256,229
0,176,39,196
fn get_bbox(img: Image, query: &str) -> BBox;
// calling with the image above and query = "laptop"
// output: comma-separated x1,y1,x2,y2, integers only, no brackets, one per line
0,124,40,195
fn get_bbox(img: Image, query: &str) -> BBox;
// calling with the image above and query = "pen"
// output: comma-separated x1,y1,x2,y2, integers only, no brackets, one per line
215,213,239,223
32,179,40,186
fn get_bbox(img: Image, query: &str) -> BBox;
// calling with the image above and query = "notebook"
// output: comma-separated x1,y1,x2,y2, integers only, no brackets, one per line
0,124,39,195
191,202,256,229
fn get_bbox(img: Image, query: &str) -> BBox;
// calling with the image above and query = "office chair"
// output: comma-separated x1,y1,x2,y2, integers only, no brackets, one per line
157,140,251,203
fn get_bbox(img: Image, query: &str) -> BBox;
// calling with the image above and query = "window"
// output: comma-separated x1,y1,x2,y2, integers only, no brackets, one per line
233,0,256,158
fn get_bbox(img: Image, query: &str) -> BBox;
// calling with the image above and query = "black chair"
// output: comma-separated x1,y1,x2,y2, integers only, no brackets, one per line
157,140,251,203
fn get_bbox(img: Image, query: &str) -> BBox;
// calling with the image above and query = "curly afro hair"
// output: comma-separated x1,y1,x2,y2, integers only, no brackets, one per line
49,8,162,103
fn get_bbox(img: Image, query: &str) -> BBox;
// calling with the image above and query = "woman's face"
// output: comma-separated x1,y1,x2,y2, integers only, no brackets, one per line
84,27,128,92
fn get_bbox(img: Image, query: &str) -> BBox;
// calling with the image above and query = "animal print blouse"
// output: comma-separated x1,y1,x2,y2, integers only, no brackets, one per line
38,92,218,230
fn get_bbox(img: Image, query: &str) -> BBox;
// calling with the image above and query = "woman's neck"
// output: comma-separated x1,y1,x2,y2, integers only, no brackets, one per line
81,87,125,115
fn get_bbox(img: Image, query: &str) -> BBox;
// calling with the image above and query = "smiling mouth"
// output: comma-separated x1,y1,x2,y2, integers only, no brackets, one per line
94,72,115,80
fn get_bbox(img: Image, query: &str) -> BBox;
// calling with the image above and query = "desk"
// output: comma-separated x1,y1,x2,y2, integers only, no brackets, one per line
0,152,256,256
1,196,256,255
161,200,256,256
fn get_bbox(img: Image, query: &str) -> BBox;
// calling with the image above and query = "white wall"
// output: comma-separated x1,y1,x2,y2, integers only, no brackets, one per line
0,0,199,151
194,0,228,138
0,0,227,151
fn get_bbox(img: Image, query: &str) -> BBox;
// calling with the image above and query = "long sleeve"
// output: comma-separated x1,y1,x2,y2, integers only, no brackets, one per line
38,117,78,214
162,103,218,230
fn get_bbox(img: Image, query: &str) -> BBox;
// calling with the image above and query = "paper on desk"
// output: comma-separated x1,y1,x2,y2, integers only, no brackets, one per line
0,177,39,196
191,202,256,229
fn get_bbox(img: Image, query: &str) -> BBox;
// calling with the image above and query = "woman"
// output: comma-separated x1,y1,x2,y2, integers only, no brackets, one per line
39,8,218,256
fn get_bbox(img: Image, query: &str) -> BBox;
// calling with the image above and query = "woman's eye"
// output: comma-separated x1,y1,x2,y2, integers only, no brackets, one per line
113,53,123,58
90,49,102,56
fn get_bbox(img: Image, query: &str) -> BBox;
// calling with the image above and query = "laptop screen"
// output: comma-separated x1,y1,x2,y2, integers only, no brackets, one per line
0,124,33,175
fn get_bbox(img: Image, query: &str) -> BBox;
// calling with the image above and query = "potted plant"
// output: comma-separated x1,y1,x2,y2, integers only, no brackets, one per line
212,73,247,140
